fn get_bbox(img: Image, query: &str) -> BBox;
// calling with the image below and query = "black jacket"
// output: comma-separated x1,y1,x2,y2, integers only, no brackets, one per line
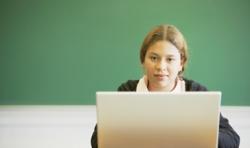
91,78,240,148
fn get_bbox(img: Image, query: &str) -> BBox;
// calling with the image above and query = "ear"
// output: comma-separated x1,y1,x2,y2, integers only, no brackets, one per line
179,54,185,69
178,62,183,73
141,62,145,68
141,62,147,74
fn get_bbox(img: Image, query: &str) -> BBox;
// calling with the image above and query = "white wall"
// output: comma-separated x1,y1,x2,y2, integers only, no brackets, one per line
0,106,249,148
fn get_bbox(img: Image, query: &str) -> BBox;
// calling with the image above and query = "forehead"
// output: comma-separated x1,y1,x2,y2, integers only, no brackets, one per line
147,41,180,56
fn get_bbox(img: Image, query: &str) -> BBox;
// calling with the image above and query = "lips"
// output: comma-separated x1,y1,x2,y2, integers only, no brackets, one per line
154,74,168,80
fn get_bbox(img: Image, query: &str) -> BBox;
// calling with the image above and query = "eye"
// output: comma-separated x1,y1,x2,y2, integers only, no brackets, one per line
150,56,158,62
166,58,175,62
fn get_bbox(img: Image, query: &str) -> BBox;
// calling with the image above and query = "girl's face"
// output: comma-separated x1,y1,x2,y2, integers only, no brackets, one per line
143,40,183,91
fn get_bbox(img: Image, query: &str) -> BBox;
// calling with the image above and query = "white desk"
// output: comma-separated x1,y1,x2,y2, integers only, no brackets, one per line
0,105,249,148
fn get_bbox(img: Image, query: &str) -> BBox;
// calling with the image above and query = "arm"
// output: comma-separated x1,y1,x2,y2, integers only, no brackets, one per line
185,79,240,147
218,114,240,148
91,80,137,148
91,125,98,148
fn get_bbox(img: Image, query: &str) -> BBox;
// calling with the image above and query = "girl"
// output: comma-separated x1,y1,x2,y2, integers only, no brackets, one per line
91,24,240,148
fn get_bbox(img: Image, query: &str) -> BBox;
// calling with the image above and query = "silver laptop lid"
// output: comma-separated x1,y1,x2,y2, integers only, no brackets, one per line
96,92,221,148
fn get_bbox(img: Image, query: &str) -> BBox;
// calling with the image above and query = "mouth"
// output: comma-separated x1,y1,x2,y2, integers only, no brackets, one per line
154,74,168,80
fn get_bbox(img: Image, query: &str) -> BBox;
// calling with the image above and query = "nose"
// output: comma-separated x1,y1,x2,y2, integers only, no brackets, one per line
156,60,167,71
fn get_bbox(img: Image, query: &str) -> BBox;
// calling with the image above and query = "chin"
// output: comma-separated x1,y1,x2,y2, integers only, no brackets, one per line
156,81,169,88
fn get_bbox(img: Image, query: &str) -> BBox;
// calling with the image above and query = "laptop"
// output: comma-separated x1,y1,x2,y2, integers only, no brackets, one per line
96,92,221,148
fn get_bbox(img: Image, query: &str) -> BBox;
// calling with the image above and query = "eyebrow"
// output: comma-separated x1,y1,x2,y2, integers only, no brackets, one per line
148,52,159,56
148,52,176,57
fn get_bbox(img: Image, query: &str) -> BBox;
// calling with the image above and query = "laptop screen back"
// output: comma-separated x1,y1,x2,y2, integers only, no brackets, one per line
96,92,221,148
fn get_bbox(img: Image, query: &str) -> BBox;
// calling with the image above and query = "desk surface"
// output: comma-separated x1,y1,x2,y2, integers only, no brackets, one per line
0,105,249,148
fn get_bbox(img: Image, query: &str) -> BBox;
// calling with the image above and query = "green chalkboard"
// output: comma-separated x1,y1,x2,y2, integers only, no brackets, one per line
1,0,250,105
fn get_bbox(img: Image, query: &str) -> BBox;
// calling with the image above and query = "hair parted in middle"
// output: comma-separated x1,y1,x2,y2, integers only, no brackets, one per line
140,24,188,75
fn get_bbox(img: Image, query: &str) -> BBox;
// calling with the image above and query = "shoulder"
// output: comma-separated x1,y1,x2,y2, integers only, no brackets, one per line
183,78,208,91
117,80,139,91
